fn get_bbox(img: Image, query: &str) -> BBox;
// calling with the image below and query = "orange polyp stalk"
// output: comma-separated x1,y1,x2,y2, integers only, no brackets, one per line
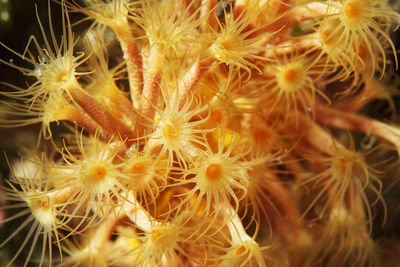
231,4,263,41
105,87,139,123
139,44,164,133
144,138,163,156
263,175,302,242
65,106,111,140
122,192,159,233
113,26,144,106
175,61,208,109
68,86,135,141
315,104,400,152
155,188,175,215
283,3,334,29
175,0,199,19
200,0,218,32
339,93,376,113
257,0,295,35
247,2,331,42
346,182,367,222
234,0,252,7
339,78,392,113
232,0,262,25
222,202,253,245
47,185,80,205
233,1,246,18
87,211,125,251
264,37,321,58
291,113,345,156
190,94,222,122
285,152,310,178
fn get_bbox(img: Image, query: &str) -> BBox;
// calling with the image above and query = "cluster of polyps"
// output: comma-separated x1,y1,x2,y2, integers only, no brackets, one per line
0,0,400,266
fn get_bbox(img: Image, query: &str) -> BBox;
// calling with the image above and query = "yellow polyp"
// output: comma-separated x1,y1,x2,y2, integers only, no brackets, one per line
30,197,50,212
332,151,364,181
162,122,178,140
345,2,361,19
276,61,306,95
206,163,224,182
130,161,147,175
236,245,246,255
38,199,49,209
151,229,161,239
151,228,165,242
283,68,298,84
89,165,107,181
2,0,399,265
103,84,118,98
322,32,329,42
28,196,55,227
221,40,234,51
321,31,334,46
55,70,69,83
339,156,363,178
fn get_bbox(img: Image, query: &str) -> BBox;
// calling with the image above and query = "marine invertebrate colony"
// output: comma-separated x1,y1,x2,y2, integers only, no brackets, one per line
0,0,400,266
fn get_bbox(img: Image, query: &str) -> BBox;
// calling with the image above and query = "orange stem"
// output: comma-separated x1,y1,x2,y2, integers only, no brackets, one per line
66,106,110,140
200,0,218,32
114,26,144,107
315,104,400,154
174,61,208,109
289,114,340,156
69,86,134,140
139,45,164,133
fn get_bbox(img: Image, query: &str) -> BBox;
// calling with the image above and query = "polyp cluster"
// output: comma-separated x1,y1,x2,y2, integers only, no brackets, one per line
1,0,400,266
